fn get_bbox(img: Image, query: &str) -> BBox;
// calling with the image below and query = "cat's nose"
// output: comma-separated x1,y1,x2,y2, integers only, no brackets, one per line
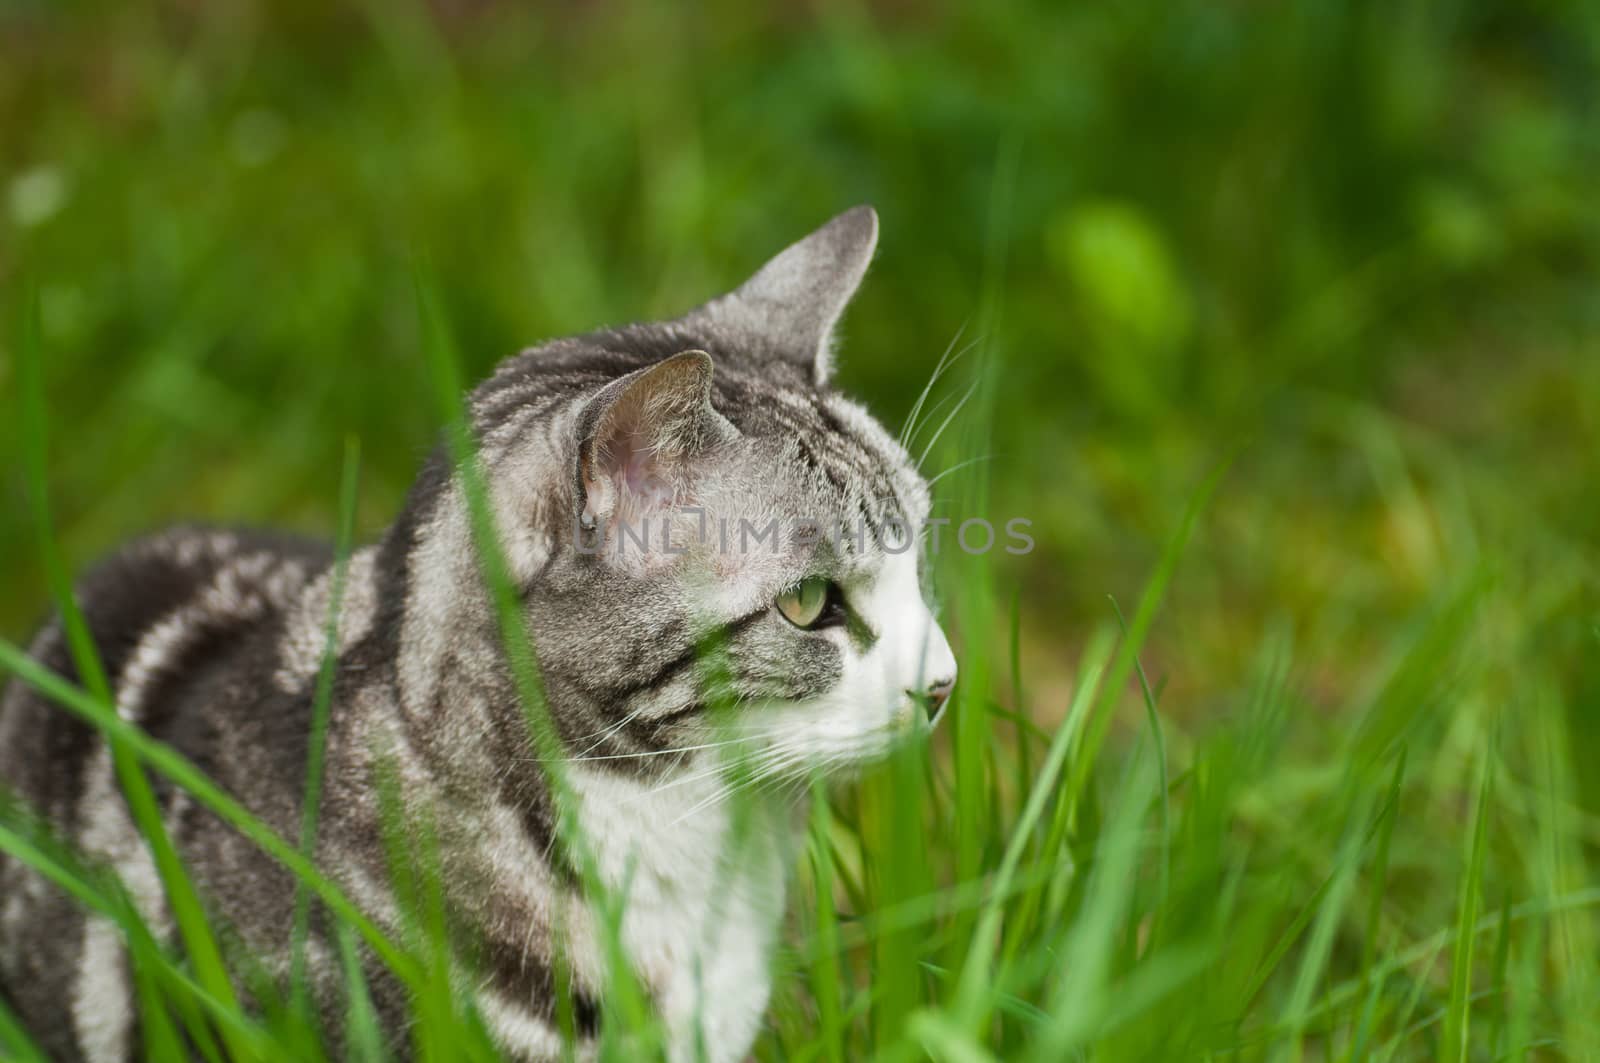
923,678,955,722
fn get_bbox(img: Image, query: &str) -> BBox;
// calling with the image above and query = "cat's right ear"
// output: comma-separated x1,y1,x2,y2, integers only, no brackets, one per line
680,206,878,388
573,350,736,534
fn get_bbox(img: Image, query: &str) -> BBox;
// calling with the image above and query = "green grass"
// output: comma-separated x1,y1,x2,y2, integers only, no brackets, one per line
4,1,1600,1059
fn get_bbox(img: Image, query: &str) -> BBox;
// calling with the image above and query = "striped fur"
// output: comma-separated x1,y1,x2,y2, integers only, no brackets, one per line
0,206,957,1062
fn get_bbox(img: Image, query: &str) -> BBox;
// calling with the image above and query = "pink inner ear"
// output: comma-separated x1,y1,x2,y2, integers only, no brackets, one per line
617,429,674,510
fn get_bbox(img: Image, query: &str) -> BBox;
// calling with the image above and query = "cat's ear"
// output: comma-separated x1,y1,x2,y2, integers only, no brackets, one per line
574,350,736,530
687,205,878,388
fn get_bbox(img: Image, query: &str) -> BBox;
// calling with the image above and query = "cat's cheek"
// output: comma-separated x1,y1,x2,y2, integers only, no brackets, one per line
786,667,923,767
839,661,925,748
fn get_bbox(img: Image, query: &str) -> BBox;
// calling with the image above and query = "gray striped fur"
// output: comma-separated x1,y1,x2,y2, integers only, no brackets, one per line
0,206,957,1062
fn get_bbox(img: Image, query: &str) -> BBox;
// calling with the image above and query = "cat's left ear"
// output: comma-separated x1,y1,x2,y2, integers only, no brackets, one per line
574,350,737,532
685,205,878,388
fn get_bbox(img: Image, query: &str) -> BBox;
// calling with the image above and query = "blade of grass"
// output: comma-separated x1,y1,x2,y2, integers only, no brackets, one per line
1529,675,1600,1060
993,455,1231,993
0,643,417,984
951,624,1115,1026
1024,753,1159,1059
1279,795,1373,1061
918,961,1049,1026
1356,942,1447,1063
1060,454,1232,835
337,922,388,1063
1340,749,1407,1063
1274,884,1600,1044
1360,749,1407,978
863,735,935,1054
809,782,847,1063
0,817,277,1057
1486,890,1512,1061
1068,943,1214,1047
803,855,1062,963
1240,769,1404,1018
907,1009,1002,1063
412,271,655,1042
1110,594,1169,935
1442,741,1494,1062
1347,573,1490,770
1006,589,1032,789
1342,968,1387,1063
0,988,47,1063
292,437,364,997
17,282,249,1058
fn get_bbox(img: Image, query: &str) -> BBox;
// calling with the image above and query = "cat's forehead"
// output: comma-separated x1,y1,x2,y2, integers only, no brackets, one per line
676,400,922,600
471,335,930,590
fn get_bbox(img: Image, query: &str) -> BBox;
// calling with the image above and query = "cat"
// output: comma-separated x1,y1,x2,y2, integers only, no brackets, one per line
0,206,957,1062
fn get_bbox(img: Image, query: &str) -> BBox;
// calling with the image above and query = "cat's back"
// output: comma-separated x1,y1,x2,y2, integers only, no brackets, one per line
3,527,316,786
4,524,329,748
2,523,343,831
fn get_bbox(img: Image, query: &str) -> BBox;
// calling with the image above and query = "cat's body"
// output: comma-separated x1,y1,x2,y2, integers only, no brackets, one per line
0,207,956,1062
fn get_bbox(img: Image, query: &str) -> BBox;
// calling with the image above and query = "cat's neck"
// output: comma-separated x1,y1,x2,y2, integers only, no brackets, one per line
566,754,801,893
565,755,797,1061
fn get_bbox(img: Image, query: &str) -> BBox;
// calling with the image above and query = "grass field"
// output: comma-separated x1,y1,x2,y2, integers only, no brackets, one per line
3,1,1600,1059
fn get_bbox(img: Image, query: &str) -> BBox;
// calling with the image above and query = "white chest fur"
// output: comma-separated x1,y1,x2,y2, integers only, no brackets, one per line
569,759,794,1063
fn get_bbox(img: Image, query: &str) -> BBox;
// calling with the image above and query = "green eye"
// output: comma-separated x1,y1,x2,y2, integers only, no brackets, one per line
776,577,834,629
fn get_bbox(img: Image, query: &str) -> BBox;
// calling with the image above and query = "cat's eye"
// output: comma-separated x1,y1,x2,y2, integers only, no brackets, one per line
776,577,842,630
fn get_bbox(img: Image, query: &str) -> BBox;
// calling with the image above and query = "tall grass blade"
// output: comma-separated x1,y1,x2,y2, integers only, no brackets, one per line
808,782,847,1063
0,817,277,1057
337,923,389,1063
1025,753,1158,1059
1110,595,1169,926
0,992,47,1063
292,436,363,1003
1060,454,1231,831
953,626,1115,1025
16,281,249,1057
411,270,656,1044
1441,741,1494,1062
0,642,417,983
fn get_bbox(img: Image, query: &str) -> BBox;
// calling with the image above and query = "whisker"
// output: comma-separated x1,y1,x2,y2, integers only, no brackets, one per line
925,453,995,492
665,780,740,829
569,700,652,759
899,326,979,450
666,739,802,828
899,325,964,449
617,749,755,806
916,380,980,473
907,386,966,453
517,734,754,766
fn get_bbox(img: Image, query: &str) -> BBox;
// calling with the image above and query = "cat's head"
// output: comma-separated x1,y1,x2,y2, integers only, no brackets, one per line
400,207,956,784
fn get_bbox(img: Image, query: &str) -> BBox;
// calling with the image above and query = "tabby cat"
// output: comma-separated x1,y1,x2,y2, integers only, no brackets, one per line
0,207,957,1062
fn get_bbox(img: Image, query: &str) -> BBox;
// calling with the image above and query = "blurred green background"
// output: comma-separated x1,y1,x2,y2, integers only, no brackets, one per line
4,0,1596,721
5,2,1600,1057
